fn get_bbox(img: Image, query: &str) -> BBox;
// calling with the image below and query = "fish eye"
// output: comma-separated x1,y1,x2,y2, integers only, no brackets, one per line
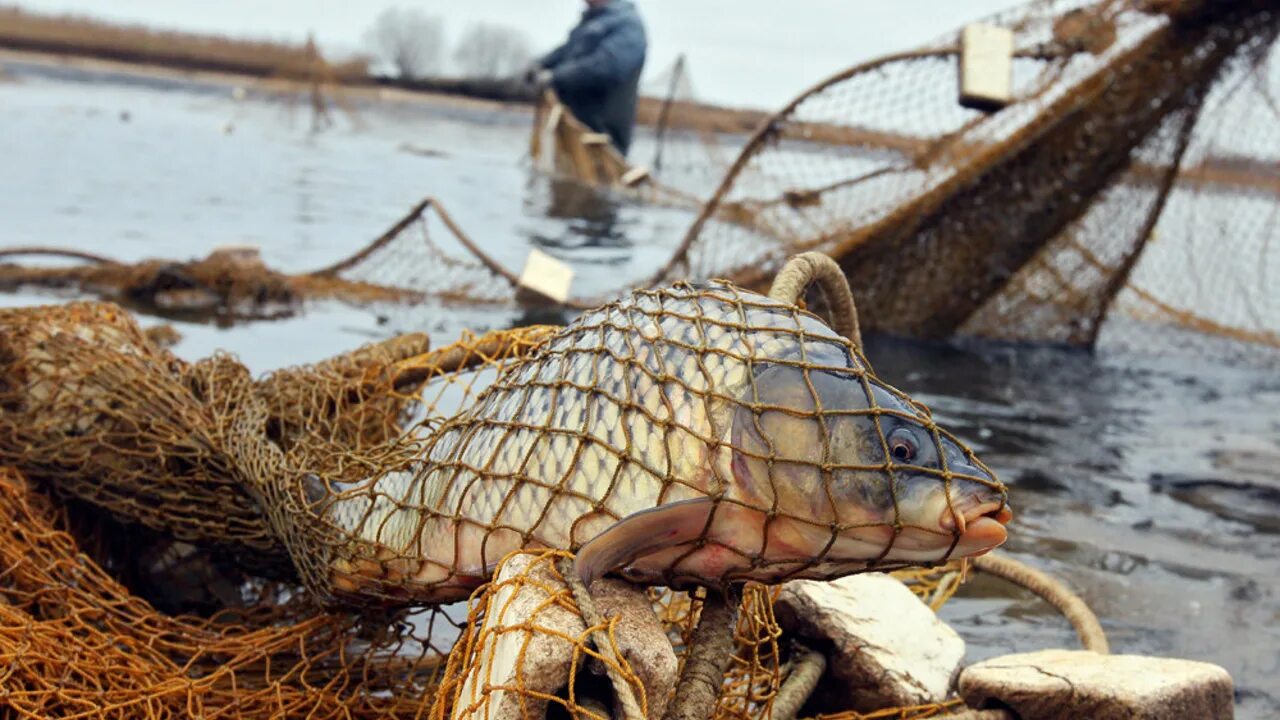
887,427,918,464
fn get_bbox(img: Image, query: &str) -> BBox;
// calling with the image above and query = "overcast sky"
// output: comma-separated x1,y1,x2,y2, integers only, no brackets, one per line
14,0,1017,108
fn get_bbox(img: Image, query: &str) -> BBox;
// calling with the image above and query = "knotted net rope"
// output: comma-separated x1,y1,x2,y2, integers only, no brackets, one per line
0,255,1109,719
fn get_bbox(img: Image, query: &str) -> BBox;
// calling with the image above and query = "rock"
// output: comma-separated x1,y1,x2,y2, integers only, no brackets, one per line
451,553,677,720
773,573,965,713
959,649,1234,720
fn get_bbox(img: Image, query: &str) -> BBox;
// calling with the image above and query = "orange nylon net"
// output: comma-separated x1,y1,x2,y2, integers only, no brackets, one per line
0,263,1001,718
0,467,454,720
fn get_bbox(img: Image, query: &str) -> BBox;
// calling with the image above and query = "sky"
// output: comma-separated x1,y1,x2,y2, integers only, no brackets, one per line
13,0,1017,109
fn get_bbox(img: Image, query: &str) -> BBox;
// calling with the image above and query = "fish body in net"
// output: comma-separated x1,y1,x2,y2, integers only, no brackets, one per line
320,281,1009,601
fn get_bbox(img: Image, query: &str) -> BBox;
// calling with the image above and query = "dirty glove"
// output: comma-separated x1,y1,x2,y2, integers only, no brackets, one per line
523,61,544,84
532,69,555,89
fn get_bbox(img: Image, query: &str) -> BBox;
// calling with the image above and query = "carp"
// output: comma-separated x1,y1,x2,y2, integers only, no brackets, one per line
318,281,1010,601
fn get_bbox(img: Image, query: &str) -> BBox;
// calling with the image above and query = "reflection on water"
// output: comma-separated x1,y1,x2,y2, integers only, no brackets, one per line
864,335,1279,718
1,58,1277,719
536,178,630,248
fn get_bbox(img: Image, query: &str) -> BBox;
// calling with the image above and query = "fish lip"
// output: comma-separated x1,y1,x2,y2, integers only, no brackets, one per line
939,499,1013,534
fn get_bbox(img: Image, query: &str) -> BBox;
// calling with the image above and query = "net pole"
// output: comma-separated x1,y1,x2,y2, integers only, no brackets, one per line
652,54,686,172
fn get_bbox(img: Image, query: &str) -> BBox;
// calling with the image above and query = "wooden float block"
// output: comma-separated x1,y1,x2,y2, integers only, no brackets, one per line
959,23,1014,111
517,248,573,305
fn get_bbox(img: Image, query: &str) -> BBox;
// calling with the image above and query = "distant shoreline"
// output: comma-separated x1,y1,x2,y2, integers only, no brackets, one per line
0,47,536,120
0,5,770,137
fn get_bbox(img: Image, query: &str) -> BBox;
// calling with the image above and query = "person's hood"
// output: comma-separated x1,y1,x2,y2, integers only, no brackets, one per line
585,0,637,20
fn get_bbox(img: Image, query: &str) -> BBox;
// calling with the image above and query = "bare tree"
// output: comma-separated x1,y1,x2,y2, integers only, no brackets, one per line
364,6,444,79
452,22,533,79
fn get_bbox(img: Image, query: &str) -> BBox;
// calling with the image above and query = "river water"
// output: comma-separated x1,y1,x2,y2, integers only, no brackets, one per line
1,57,1277,718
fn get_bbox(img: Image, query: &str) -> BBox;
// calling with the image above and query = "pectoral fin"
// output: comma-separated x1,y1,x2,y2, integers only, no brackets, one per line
574,498,717,588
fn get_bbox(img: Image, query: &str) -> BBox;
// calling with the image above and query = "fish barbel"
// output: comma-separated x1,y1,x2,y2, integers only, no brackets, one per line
318,281,1010,602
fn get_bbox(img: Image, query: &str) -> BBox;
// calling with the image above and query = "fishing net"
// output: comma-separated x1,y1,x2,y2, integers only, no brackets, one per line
655,0,1279,357
0,466,965,720
315,0,1280,359
0,244,417,321
0,301,280,559
345,0,1280,358
0,259,1018,718
530,91,639,188
0,466,457,720
0,193,526,322
273,279,1006,607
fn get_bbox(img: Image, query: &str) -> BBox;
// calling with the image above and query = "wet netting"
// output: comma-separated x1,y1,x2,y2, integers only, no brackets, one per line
341,0,1279,359
655,0,1279,358
0,259,1025,718
528,57,744,208
313,0,1280,360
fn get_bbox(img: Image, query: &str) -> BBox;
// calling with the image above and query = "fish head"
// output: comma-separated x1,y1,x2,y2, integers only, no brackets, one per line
728,357,1010,576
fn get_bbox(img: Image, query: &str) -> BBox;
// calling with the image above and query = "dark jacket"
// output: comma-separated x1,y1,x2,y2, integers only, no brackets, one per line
541,1,647,156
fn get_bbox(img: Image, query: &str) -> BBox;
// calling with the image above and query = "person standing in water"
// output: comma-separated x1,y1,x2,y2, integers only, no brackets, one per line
530,0,647,156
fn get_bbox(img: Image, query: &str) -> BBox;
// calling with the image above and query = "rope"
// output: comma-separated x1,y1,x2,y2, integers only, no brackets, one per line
945,710,1017,720
0,246,119,264
771,643,826,720
974,553,1109,654
768,252,863,348
661,592,738,720
306,199,433,277
558,557,646,720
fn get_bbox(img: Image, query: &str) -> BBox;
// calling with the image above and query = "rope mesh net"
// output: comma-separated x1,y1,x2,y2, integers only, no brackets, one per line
340,0,1276,359
274,280,1007,606
0,269,1005,718
656,0,1279,358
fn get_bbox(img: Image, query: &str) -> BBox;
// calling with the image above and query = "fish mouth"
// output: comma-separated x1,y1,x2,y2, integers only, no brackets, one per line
942,499,1013,557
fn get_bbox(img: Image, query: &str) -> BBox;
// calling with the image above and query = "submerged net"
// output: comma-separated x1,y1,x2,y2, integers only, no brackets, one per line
0,265,1006,718
345,0,1280,358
